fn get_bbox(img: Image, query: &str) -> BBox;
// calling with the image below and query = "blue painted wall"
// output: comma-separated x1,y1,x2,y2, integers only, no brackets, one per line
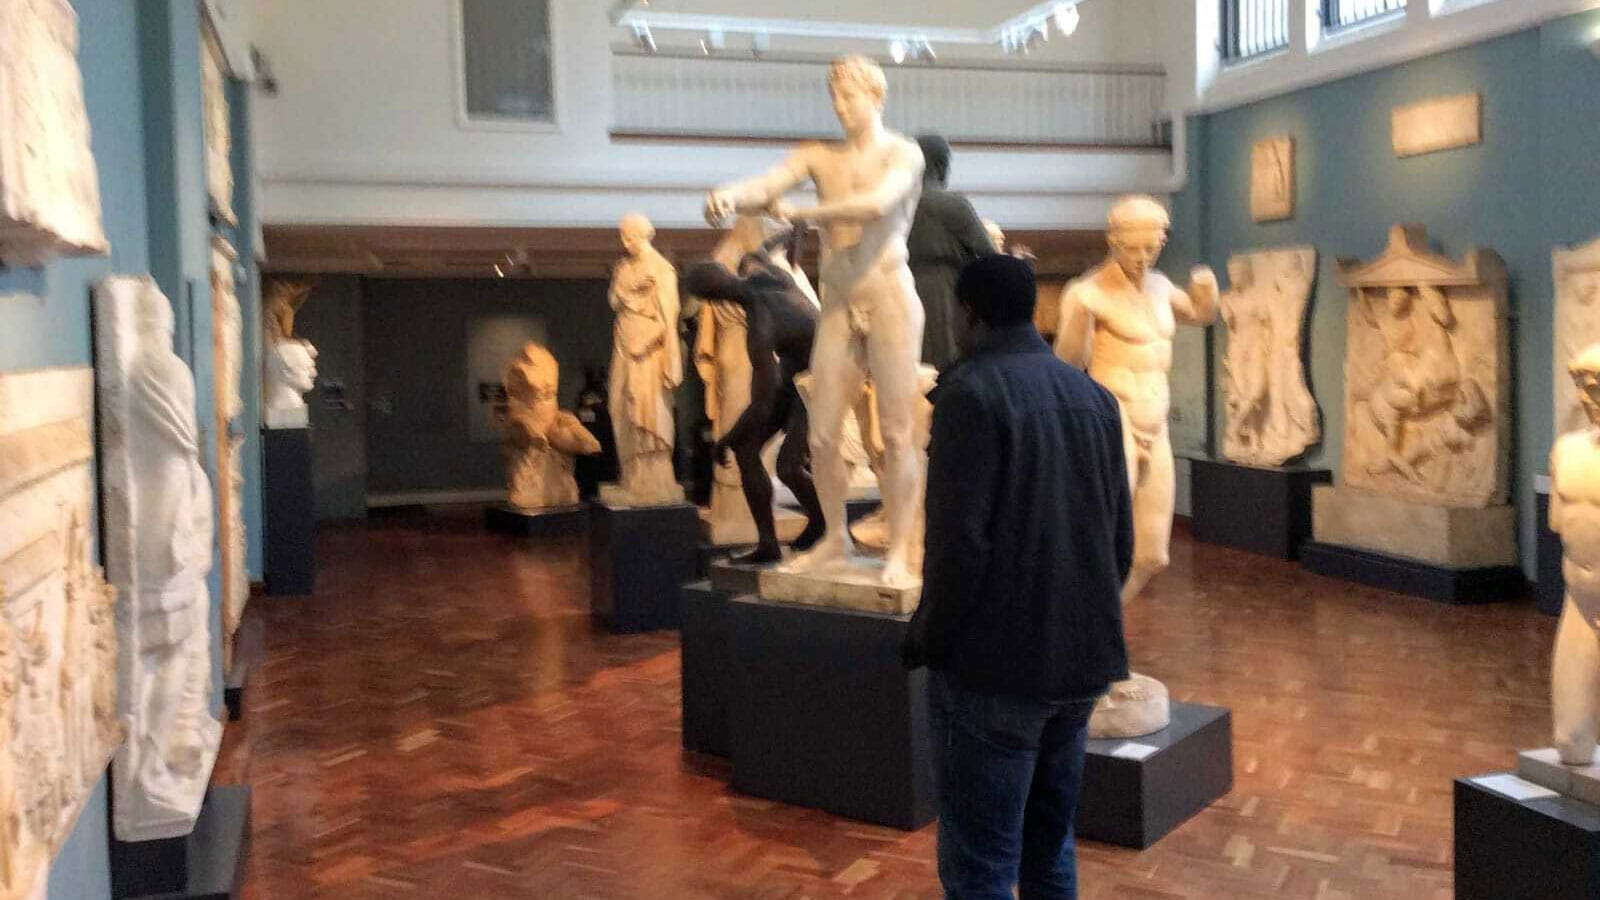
0,1,261,895
1175,11,1600,578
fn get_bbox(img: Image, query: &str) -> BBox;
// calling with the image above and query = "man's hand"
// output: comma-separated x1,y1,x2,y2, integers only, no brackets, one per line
704,190,737,227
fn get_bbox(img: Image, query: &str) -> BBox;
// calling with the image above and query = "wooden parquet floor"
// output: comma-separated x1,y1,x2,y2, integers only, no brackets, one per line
214,510,1556,899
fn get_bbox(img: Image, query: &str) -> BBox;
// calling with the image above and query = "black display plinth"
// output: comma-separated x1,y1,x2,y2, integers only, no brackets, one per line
484,503,588,538
222,614,263,722
727,595,935,830
1538,490,1565,617
1300,541,1523,604
589,502,697,634
680,581,733,757
1191,460,1330,560
263,428,315,596
1077,703,1233,849
111,786,252,900
1455,776,1600,899
845,497,880,522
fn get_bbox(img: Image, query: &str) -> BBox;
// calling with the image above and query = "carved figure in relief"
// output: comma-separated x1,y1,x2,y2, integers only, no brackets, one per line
502,343,601,510
125,283,223,831
0,608,17,894
683,250,826,564
1555,239,1600,438
1549,345,1600,764
1219,248,1319,466
607,213,684,505
1055,195,1218,603
706,55,928,589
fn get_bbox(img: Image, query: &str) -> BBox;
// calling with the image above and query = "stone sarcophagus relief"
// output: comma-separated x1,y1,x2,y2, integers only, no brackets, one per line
1220,247,1320,467
95,276,224,843
211,240,247,674
1336,225,1510,509
200,22,235,227
1555,237,1600,440
0,0,109,267
0,367,122,900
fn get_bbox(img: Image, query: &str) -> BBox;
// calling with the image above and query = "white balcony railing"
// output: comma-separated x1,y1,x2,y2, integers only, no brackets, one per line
611,51,1168,148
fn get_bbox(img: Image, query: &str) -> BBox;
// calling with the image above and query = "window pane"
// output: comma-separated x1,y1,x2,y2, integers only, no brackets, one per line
461,0,553,122
1323,0,1406,30
1222,0,1289,61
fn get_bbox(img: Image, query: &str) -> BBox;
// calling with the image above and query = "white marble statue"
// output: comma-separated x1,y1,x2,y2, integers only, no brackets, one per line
94,276,224,843
1555,237,1600,439
1054,196,1217,740
264,337,318,430
1219,247,1320,467
1548,344,1600,765
0,366,121,900
1056,195,1218,603
503,343,601,509
1336,225,1509,508
605,213,685,506
706,55,927,592
0,0,109,267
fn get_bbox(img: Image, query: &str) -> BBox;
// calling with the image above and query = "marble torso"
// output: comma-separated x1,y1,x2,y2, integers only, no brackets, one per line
1071,264,1177,438
1554,429,1600,626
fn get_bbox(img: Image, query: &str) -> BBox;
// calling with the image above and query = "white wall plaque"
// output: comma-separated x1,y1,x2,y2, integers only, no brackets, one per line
1392,93,1482,159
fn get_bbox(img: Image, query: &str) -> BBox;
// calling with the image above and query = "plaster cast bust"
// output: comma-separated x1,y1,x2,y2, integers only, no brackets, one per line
1548,343,1600,764
264,337,318,429
706,55,927,589
605,213,685,506
503,343,601,510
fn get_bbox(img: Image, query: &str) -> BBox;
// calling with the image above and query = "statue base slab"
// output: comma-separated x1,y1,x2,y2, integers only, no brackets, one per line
757,559,921,615
727,594,935,830
1537,487,1565,617
1455,773,1600,900
697,505,807,548
111,786,251,900
1191,459,1331,560
1299,541,1524,604
1078,702,1233,850
599,482,686,508
1517,747,1600,806
589,501,697,634
708,557,782,595
484,503,588,538
681,581,733,758
1311,485,1517,568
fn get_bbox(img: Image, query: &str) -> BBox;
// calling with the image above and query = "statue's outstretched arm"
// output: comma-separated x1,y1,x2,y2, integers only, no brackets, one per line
1172,267,1219,326
707,148,814,224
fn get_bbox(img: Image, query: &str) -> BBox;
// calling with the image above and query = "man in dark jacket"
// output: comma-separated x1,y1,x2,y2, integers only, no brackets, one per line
908,134,997,370
905,254,1133,900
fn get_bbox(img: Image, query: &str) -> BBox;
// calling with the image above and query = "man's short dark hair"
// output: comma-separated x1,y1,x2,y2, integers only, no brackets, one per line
956,254,1037,327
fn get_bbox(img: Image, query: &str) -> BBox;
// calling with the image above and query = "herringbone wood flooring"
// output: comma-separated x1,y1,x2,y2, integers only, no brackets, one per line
214,511,1554,899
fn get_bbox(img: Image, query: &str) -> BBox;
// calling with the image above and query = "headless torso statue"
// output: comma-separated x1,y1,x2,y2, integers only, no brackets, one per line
605,213,685,506
683,248,827,564
1056,195,1218,737
1549,344,1600,764
706,55,926,589
503,343,601,510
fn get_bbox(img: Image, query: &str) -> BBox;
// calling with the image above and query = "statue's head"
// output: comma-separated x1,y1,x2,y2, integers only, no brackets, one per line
134,280,175,341
271,339,318,396
1387,286,1415,315
1106,195,1169,284
619,213,655,257
1572,343,1600,427
505,342,559,409
828,55,886,133
983,219,1006,254
918,134,951,186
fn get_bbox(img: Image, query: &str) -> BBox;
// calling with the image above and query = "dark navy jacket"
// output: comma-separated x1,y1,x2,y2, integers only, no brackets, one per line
905,323,1133,700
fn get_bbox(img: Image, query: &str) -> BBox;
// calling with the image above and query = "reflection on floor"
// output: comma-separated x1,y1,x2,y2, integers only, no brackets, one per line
216,509,1553,899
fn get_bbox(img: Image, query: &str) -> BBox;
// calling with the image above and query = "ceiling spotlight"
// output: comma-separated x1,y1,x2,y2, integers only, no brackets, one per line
699,26,725,55
493,263,505,278
632,22,657,53
889,38,907,64
1053,4,1080,37
913,38,937,62
751,31,770,56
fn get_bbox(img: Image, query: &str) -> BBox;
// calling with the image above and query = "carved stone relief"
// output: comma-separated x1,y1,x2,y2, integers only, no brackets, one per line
1250,137,1294,223
211,241,247,673
1336,225,1509,507
0,0,109,267
95,276,223,843
1555,237,1600,440
1220,247,1319,467
0,367,121,899
201,24,235,226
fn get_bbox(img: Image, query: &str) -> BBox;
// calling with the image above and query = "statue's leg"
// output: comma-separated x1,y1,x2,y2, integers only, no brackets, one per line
777,389,825,550
1122,427,1174,603
1554,594,1600,764
865,270,927,588
732,402,788,565
784,305,866,572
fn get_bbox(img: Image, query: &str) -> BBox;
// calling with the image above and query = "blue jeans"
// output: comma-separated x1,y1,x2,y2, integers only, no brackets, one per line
928,671,1100,900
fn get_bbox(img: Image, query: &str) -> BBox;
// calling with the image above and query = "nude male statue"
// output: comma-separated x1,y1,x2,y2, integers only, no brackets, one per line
1548,344,1600,764
1055,195,1218,603
706,55,927,588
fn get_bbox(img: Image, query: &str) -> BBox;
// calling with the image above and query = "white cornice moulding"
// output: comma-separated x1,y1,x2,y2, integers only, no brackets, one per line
1196,0,1600,114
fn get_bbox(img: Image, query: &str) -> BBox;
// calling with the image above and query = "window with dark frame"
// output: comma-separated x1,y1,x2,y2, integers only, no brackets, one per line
460,0,554,124
1220,0,1290,62
1320,0,1407,32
